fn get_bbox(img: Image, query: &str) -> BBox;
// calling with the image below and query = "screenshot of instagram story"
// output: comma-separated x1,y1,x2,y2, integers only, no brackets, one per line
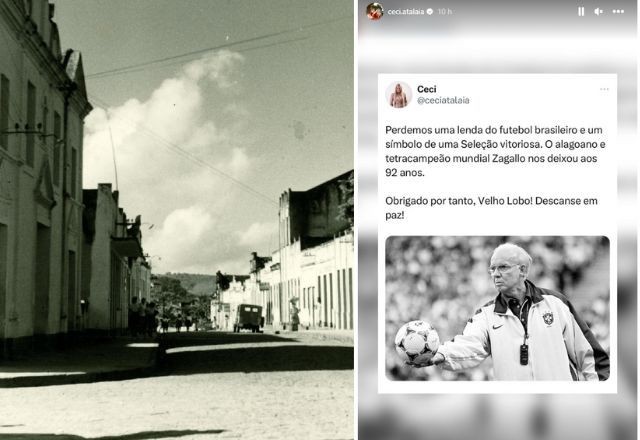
358,1,636,439
0,1,353,439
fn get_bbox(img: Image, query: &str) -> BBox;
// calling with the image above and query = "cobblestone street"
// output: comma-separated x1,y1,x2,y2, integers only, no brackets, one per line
0,331,353,440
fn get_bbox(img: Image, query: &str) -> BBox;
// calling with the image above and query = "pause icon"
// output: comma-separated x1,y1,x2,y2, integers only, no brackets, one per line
578,6,585,16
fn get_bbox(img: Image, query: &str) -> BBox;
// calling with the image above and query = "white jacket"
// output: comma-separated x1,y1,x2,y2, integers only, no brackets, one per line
437,280,609,381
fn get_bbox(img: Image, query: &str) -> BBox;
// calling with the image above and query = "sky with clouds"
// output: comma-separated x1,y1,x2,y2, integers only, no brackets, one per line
53,0,353,275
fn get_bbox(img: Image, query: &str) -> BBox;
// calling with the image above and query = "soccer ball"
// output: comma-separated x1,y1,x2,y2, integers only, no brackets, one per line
394,320,440,365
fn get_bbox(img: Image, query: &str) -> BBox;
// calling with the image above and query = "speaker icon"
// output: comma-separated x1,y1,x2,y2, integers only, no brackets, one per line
594,7,604,15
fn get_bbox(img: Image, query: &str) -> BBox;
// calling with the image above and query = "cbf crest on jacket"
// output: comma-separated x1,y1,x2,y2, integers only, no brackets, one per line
437,280,609,381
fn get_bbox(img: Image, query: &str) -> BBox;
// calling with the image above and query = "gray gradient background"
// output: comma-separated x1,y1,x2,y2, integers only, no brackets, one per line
358,1,637,439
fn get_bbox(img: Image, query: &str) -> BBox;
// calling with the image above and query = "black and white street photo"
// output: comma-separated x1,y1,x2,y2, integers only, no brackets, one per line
386,236,610,381
0,1,353,438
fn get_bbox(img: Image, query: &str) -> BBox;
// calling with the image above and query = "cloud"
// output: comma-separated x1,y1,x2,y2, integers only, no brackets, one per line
84,51,247,191
182,121,227,155
183,51,244,88
142,206,218,273
237,222,276,247
150,206,213,254
144,210,273,275
228,148,250,175
83,50,268,274
142,217,277,275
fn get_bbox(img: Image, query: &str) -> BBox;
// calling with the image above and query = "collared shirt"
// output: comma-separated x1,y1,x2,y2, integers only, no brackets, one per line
502,294,531,333
437,280,610,381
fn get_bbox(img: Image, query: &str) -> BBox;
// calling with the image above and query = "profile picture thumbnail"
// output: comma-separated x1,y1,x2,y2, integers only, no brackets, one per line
386,82,411,108
366,2,384,20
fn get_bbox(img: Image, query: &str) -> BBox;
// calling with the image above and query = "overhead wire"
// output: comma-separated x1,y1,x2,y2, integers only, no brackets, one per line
85,35,311,79
80,16,352,207
85,16,349,80
88,93,278,207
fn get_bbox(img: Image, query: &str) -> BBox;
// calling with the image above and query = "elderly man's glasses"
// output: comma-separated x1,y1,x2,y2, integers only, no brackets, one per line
488,264,520,275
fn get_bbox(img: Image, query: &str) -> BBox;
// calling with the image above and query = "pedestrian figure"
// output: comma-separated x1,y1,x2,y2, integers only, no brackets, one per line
161,316,170,333
175,314,183,333
185,315,192,332
290,299,300,332
129,297,140,337
146,301,158,336
138,298,147,337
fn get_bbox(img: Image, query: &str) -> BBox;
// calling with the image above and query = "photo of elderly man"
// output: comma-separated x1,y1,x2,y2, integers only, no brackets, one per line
387,237,610,381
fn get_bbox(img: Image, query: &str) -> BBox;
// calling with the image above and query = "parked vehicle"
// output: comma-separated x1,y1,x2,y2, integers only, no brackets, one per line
233,304,263,333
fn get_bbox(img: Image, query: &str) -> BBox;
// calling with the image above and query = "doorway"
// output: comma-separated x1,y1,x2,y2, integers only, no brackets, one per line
34,223,51,335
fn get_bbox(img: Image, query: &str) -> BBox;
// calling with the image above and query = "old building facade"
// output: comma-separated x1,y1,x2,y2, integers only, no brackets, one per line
244,171,354,330
0,0,91,354
81,184,150,333
212,274,250,331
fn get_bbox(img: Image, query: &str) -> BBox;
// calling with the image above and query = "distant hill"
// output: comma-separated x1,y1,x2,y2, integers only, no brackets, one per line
164,273,216,297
